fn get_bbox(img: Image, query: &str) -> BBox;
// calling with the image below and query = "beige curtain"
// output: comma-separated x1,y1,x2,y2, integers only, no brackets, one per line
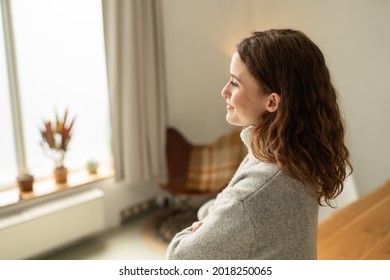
102,0,167,185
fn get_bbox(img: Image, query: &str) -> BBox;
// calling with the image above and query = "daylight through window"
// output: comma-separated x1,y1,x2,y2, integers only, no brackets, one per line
0,0,112,190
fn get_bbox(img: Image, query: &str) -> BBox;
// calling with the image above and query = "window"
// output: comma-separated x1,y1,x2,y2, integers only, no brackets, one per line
0,0,112,190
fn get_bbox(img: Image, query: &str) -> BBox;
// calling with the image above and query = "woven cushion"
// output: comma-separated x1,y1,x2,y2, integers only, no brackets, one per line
185,129,246,193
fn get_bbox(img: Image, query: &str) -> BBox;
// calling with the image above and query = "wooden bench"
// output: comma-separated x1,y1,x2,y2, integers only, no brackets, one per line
317,179,390,259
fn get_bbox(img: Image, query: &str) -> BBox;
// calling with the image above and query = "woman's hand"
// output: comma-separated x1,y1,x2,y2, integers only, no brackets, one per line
191,222,203,233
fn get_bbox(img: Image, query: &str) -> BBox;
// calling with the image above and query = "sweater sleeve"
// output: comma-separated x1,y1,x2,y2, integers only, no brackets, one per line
165,196,256,260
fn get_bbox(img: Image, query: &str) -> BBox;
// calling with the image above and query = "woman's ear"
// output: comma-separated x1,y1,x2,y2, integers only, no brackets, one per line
266,92,280,113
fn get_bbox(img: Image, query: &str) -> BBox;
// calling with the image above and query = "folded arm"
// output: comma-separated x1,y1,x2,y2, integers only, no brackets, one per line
166,196,255,260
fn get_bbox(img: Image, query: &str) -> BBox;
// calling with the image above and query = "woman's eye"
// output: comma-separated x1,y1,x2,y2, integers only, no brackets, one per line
229,80,238,87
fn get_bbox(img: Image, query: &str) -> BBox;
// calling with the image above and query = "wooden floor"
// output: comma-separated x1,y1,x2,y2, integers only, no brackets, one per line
317,179,390,259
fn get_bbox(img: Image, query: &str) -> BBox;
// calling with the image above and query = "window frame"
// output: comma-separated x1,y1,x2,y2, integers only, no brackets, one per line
1,0,27,181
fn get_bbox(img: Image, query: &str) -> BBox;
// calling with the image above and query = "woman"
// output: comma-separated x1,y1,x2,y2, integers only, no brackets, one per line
166,29,352,259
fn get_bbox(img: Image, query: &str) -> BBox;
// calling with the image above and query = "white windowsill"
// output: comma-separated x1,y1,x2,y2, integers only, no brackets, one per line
0,166,115,210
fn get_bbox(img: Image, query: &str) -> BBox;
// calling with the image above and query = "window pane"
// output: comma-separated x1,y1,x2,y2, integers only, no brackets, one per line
11,0,111,177
0,7,19,188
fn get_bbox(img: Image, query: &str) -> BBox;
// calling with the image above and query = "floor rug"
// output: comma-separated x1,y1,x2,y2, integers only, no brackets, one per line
141,207,198,254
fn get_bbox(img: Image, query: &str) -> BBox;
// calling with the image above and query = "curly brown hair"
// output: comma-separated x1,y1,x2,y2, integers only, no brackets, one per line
237,29,352,206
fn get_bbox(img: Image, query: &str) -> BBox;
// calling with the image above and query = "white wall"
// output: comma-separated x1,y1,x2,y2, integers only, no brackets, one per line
162,0,255,143
163,0,390,195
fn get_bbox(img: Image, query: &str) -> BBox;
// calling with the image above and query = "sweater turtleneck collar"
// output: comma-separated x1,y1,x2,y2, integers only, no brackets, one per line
240,126,253,148
240,126,260,162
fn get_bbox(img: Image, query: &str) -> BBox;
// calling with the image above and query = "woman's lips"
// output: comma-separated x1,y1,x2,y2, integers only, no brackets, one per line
226,104,234,110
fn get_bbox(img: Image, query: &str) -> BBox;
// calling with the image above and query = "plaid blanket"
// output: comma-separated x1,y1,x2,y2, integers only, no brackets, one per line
185,128,247,193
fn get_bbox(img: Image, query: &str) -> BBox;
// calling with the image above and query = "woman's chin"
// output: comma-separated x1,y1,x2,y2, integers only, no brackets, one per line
226,115,243,127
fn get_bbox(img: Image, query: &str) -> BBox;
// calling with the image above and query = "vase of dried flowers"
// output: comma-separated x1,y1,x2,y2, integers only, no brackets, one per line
40,109,75,184
53,166,68,184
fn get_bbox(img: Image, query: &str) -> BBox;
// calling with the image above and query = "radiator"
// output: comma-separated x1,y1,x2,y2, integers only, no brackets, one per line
0,188,105,260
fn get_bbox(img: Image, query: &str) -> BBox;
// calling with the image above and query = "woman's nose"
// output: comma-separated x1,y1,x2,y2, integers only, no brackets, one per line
221,83,230,98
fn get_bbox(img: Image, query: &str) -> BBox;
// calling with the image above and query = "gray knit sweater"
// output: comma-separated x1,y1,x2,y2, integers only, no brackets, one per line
166,126,319,260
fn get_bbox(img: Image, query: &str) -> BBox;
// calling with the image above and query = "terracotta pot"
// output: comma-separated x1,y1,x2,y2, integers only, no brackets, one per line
54,167,68,184
17,174,34,192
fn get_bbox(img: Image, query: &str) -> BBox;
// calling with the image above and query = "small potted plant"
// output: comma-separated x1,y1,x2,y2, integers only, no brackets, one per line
16,173,34,192
87,159,99,175
40,109,75,184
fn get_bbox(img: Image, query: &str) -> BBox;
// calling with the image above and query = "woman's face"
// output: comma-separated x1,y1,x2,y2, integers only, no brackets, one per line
221,52,269,127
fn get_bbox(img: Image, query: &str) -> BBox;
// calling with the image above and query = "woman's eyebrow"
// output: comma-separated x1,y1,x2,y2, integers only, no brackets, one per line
230,74,241,82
